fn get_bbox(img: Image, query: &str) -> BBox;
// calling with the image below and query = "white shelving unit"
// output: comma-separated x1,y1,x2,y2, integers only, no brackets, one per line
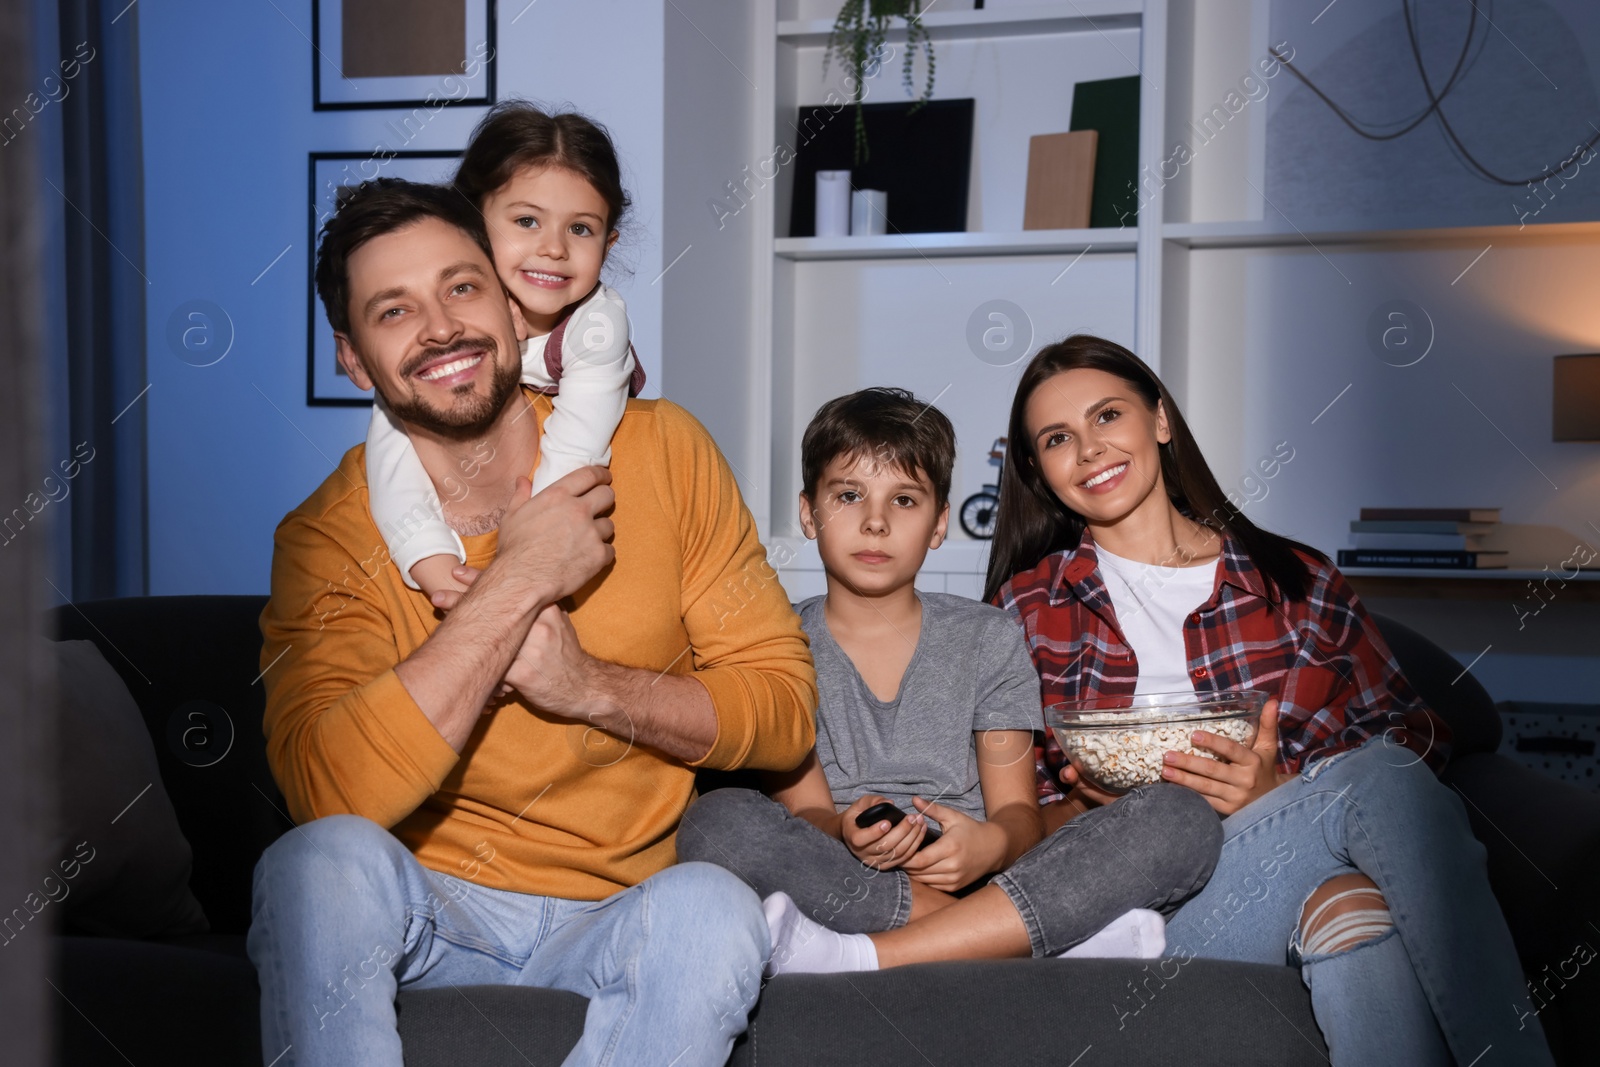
729,1,1600,616
656,2,1600,702
776,2,1143,44
1342,568,1600,582
1161,218,1600,250
751,0,1170,595
774,228,1132,260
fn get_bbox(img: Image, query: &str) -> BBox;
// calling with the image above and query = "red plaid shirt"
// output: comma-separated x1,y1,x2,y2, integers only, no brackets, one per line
991,528,1451,803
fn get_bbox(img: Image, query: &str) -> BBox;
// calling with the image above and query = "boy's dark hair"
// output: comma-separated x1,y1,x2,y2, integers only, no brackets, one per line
314,178,493,337
801,388,956,508
454,101,631,235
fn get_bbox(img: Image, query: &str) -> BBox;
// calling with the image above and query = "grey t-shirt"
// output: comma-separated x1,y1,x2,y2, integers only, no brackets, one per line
798,591,1044,825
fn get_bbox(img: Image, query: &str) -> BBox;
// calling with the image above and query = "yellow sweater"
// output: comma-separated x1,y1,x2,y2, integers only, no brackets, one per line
259,392,816,900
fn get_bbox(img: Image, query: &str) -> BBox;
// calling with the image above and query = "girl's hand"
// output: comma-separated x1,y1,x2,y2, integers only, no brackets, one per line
1058,763,1121,809
1161,697,1289,815
899,799,1007,893
428,564,484,613
413,555,470,602
841,795,926,870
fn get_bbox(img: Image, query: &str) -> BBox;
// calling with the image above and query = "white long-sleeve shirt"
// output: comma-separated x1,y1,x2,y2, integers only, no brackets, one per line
365,288,638,589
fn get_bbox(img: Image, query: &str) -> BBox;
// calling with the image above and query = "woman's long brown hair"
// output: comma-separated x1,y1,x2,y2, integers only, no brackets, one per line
983,334,1321,604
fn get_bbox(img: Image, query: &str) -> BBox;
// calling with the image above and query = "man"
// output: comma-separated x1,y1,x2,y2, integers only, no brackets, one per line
249,178,817,1066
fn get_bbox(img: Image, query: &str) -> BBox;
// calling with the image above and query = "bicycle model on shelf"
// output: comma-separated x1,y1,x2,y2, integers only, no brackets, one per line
959,437,1007,540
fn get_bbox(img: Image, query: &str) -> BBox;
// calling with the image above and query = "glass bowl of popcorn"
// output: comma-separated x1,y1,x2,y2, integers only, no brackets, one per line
1045,691,1270,795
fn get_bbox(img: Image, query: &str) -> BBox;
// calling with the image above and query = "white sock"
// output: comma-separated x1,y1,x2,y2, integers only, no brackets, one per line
1057,908,1167,959
762,892,880,978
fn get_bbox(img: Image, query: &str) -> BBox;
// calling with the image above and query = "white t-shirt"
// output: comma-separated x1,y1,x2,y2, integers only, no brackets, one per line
1094,542,1220,696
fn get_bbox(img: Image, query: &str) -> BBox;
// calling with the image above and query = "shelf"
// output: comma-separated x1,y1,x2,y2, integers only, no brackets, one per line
1342,567,1600,581
774,228,1135,261
1345,568,1600,603
776,2,1142,46
1161,219,1600,250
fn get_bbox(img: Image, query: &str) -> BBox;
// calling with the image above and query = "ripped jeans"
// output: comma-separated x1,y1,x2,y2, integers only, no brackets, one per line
1164,738,1554,1067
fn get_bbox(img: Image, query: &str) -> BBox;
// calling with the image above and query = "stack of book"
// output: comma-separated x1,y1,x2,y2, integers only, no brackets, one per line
1337,508,1509,570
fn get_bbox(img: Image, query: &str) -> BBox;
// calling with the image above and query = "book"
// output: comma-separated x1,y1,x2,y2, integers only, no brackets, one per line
1359,507,1501,523
1068,75,1140,228
1351,532,1491,551
1350,520,1499,535
1337,550,1509,570
1023,131,1098,230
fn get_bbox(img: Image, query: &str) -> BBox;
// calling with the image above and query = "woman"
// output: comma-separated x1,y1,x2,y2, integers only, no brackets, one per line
985,335,1552,1066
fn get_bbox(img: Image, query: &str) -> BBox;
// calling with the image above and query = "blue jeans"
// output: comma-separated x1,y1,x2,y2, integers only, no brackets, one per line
246,814,768,1067
1163,739,1554,1067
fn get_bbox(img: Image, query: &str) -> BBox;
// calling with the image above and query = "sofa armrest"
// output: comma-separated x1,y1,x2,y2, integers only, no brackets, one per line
56,936,262,1066
1369,612,1502,756
1443,752,1600,969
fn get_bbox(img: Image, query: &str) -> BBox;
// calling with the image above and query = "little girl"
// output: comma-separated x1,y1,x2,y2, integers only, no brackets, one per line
365,103,643,598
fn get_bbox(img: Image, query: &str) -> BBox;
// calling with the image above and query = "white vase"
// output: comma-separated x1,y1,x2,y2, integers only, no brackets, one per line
815,170,852,237
850,189,889,235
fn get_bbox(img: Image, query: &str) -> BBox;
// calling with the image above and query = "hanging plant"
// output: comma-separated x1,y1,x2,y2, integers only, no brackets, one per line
825,0,935,164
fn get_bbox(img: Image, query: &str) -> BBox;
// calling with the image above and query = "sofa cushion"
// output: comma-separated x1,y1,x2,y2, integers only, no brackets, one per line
392,958,1326,1067
50,639,208,939
55,935,261,1066
1443,752,1600,966
396,985,589,1066
1443,752,1600,1067
744,959,1326,1066
49,595,286,936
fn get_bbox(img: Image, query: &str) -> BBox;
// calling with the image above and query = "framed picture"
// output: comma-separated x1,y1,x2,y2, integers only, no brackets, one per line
312,0,495,111
306,150,461,406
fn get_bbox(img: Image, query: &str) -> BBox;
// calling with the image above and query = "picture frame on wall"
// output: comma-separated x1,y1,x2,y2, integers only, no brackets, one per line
306,150,461,406
312,0,495,111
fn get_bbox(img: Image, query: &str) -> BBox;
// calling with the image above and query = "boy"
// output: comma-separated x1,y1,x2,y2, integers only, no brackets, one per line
679,388,1221,976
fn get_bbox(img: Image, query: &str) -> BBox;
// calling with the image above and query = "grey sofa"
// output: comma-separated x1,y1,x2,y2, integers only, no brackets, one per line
48,596,1599,1065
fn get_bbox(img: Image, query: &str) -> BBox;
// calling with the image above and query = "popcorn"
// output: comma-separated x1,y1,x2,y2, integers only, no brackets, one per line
1055,712,1258,793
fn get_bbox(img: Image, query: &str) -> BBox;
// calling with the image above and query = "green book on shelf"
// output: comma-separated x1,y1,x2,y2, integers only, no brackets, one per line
1069,75,1141,229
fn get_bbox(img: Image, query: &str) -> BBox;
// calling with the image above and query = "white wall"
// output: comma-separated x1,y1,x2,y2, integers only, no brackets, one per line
660,0,763,506
139,0,666,594
1161,0,1600,703
778,252,1138,539
1263,0,1600,231
1184,236,1600,702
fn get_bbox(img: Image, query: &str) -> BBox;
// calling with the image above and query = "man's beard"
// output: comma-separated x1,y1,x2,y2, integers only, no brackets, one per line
376,337,523,441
